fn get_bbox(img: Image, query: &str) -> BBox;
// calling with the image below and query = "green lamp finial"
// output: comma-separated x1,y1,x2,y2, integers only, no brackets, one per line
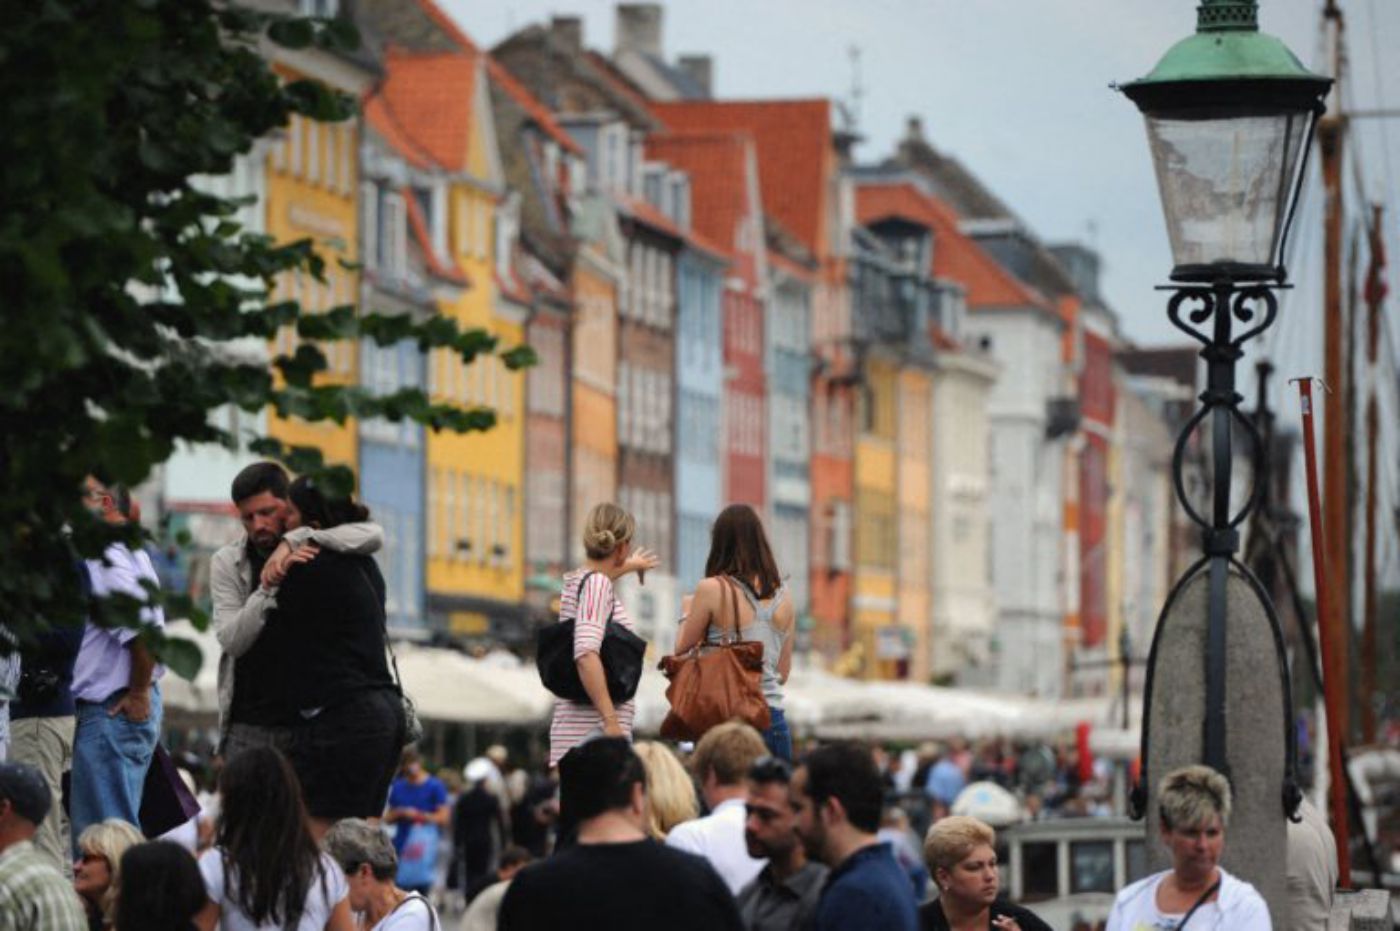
1196,0,1258,33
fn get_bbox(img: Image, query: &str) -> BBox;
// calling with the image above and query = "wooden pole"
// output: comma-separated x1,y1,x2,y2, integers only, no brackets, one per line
1361,204,1383,743
1318,0,1351,748
1293,377,1353,885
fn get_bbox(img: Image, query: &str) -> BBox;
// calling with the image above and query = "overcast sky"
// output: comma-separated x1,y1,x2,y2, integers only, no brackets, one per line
446,0,1400,590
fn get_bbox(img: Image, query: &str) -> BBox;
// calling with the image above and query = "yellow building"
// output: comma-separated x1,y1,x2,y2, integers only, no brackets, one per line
896,368,934,682
263,51,375,473
854,356,900,679
570,231,622,560
366,46,526,639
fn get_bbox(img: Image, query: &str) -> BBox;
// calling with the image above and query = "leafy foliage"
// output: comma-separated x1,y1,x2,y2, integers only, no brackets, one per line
0,1,533,678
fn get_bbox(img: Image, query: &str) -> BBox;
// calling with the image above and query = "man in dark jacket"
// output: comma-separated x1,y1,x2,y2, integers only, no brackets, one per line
791,742,918,931
500,738,742,931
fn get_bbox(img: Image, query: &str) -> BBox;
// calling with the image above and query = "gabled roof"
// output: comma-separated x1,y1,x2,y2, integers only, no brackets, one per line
652,99,833,258
855,182,1049,311
615,193,684,242
368,48,476,172
485,58,584,157
644,132,758,258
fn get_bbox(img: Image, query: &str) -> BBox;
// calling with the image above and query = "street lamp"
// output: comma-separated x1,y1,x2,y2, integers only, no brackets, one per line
1116,0,1330,825
1122,0,1331,284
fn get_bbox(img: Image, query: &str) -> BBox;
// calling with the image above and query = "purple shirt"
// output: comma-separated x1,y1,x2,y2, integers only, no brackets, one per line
73,545,166,703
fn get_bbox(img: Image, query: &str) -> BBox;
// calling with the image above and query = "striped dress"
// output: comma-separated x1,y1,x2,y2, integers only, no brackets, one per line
548,570,637,767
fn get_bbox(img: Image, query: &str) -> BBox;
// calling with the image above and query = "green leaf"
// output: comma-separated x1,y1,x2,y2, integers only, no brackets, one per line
152,635,203,681
267,17,315,50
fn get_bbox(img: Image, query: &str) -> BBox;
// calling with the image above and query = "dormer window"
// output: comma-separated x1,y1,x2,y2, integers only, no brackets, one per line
628,132,645,198
542,141,559,195
669,172,690,229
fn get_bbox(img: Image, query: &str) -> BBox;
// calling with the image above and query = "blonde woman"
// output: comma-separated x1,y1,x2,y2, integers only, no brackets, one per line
1106,765,1269,930
548,503,659,768
634,741,699,840
74,819,144,930
921,816,1050,931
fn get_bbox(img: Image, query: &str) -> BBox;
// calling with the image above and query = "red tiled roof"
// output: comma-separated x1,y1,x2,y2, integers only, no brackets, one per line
652,100,833,258
383,2,583,160
616,193,684,241
413,0,480,53
856,183,1048,310
403,189,468,286
369,48,477,172
645,132,756,260
485,57,584,157
768,249,815,281
932,326,962,352
363,94,439,171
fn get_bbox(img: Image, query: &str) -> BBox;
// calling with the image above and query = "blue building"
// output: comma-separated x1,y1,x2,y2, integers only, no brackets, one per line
674,243,727,593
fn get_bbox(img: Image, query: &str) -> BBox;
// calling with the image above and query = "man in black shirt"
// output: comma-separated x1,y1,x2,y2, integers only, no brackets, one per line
500,738,742,931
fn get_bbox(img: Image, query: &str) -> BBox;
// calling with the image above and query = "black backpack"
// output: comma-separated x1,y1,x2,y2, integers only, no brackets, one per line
536,571,646,703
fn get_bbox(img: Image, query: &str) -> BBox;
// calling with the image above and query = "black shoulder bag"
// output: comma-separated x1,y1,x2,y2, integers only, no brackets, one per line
353,561,424,747
536,571,646,703
1176,877,1222,930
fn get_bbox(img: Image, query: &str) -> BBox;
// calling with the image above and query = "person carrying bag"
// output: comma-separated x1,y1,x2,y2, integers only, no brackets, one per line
664,505,795,755
544,503,659,768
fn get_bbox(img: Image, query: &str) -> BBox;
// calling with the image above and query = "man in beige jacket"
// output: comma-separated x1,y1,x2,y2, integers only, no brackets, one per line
210,462,382,759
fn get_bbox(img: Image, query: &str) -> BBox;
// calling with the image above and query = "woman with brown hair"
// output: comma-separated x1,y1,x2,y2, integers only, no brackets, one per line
674,504,796,760
548,503,659,768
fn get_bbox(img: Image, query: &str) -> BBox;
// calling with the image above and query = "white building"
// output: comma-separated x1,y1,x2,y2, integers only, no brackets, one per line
929,287,1000,685
963,296,1071,697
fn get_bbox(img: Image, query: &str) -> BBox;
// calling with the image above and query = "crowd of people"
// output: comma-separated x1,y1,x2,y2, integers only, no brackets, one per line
0,463,1328,929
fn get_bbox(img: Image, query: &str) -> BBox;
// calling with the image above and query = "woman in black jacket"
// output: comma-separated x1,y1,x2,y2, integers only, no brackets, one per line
263,477,405,835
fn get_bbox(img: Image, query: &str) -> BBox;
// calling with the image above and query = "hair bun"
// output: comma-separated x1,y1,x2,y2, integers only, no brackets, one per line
593,529,616,550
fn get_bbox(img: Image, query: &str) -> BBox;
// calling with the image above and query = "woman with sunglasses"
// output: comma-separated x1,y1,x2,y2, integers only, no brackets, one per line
674,505,795,760
74,820,143,931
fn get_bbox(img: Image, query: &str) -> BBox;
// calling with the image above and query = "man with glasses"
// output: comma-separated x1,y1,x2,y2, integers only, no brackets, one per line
737,755,827,931
69,477,165,852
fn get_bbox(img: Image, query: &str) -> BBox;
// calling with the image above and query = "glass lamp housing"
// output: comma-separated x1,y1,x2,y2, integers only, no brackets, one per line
1120,2,1331,282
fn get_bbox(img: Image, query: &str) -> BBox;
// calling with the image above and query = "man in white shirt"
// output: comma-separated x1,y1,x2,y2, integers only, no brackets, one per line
667,721,768,894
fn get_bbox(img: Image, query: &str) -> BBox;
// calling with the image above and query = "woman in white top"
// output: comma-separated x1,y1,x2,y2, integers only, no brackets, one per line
324,818,439,930
674,504,796,760
1106,764,1271,931
195,747,352,931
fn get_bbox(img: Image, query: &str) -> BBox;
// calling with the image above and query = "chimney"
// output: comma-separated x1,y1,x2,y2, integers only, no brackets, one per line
550,16,583,56
614,3,663,58
677,55,713,97
905,115,926,144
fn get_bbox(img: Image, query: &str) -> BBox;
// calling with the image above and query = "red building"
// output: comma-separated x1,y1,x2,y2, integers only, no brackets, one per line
1078,318,1116,649
654,99,851,657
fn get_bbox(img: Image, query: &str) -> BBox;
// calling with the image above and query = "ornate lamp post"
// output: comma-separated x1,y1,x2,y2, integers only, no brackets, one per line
1116,0,1330,908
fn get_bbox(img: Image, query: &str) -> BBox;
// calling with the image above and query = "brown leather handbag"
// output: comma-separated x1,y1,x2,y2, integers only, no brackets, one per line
659,576,771,741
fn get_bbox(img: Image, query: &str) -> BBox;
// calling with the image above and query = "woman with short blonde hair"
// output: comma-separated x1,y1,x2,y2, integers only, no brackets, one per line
920,815,1051,931
1106,765,1270,930
548,503,660,767
633,741,699,840
74,819,144,929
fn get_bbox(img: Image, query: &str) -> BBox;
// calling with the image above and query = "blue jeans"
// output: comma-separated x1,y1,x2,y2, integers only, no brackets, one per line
763,706,792,761
71,687,161,853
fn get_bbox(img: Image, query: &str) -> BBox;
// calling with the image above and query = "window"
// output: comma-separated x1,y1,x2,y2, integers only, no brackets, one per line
338,124,352,194
1020,843,1059,902
305,120,319,185
287,116,303,178
1070,841,1115,894
299,0,340,15
381,191,407,281
830,500,852,571
443,472,457,562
